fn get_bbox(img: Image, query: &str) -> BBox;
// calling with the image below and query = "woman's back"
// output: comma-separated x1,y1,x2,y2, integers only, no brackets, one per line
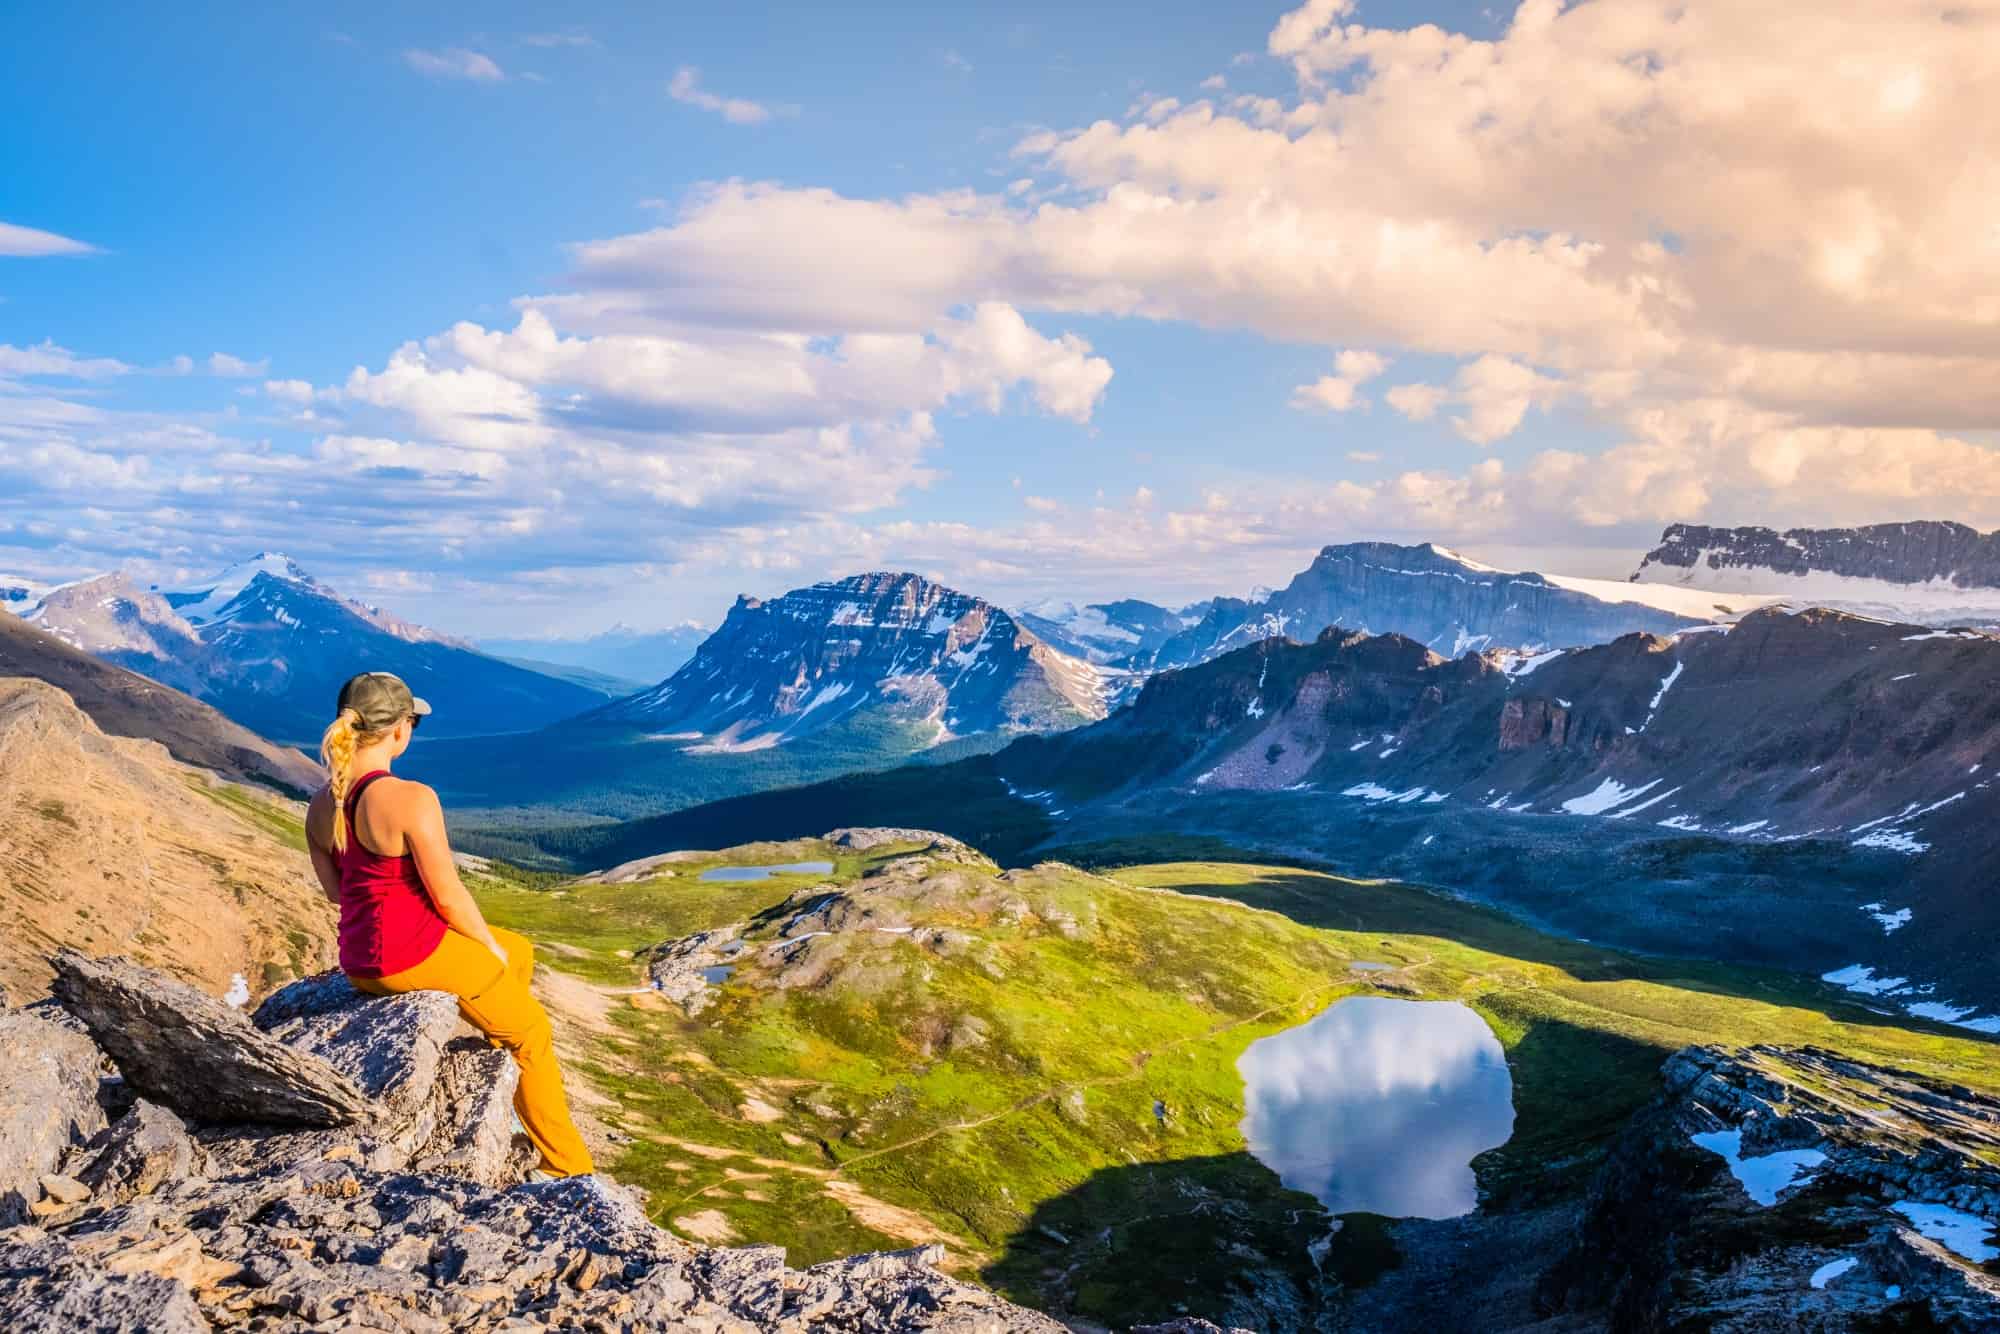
316,770,447,977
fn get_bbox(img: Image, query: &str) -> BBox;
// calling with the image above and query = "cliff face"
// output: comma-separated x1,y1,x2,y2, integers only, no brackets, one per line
0,953,1065,1333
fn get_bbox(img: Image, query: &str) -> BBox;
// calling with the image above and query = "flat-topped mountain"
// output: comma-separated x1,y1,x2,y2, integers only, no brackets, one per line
594,572,1113,749
1634,521,2000,626
1143,541,1725,669
1639,520,2000,588
17,555,606,745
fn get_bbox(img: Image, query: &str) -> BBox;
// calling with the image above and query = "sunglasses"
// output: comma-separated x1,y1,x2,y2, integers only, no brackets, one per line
407,712,423,732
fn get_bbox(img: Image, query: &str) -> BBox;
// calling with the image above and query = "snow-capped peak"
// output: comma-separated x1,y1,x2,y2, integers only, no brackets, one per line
160,553,315,625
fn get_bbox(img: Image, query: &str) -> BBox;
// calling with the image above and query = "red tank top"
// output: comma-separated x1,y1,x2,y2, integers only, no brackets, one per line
334,771,449,978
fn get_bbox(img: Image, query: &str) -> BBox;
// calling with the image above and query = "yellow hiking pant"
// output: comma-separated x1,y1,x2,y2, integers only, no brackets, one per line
350,926,594,1178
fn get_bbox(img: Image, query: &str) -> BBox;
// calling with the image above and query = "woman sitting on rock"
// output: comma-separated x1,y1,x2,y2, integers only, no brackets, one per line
304,671,593,1180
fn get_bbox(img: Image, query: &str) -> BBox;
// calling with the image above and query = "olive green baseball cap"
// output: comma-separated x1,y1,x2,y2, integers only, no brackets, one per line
336,671,432,731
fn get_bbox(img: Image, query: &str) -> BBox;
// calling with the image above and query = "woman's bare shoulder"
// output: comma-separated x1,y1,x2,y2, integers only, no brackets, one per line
379,775,443,812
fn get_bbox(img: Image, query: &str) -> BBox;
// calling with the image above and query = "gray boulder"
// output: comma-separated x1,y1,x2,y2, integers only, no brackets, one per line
252,971,459,1120
75,1101,194,1204
0,1007,108,1225
50,952,371,1129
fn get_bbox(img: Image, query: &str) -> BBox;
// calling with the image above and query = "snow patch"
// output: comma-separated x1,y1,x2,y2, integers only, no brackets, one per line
223,974,250,1009
1688,1129,1826,1206
1560,777,1663,816
1865,906,1912,934
1822,965,1911,997
1892,1202,2000,1262
1853,829,1929,854
1502,648,1564,678
1809,1257,1857,1289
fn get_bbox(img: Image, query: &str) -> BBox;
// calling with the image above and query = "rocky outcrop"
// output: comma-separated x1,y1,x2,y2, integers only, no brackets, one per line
1497,696,1569,751
0,1008,108,1225
639,928,742,1016
50,952,371,1128
0,955,1065,1332
1540,1045,2000,1332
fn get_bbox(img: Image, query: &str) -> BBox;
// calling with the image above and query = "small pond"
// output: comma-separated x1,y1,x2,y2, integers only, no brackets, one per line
698,860,835,883
1236,996,1515,1219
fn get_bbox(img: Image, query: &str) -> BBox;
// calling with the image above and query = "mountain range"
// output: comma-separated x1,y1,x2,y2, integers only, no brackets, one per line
1134,541,1740,669
559,600,2000,1028
988,605,2000,1020
14,555,607,745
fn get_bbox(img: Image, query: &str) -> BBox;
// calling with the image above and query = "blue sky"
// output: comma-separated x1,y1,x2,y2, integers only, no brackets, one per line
4,1,1993,636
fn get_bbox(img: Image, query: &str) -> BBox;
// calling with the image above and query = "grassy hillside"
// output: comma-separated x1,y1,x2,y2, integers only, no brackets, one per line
467,836,2000,1329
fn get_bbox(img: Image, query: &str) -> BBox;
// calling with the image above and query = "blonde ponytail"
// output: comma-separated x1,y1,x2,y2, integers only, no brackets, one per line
320,708,362,853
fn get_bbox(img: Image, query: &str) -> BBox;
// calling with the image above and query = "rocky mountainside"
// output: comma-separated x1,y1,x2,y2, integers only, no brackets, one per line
1635,521,2000,626
0,676,333,1002
1143,543,1727,670
0,613,320,793
593,572,1113,750
22,573,211,694
1014,598,1205,666
0,951,1059,1332
19,554,606,745
994,607,2000,1023
1357,1044,2000,1332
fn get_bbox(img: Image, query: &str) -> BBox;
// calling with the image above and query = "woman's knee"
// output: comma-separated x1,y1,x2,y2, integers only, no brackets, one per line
492,927,535,976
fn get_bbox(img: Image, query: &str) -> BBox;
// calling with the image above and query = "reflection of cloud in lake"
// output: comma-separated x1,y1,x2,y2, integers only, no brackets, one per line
1236,997,1514,1219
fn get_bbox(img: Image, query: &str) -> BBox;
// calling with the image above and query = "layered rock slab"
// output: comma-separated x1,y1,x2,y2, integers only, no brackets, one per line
50,952,370,1128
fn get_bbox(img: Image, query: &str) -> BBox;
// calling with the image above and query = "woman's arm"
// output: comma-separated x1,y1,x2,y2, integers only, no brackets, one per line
401,783,507,963
304,790,341,906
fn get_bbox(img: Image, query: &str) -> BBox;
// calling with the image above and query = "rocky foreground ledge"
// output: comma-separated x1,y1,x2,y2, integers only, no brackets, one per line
0,951,1065,1332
